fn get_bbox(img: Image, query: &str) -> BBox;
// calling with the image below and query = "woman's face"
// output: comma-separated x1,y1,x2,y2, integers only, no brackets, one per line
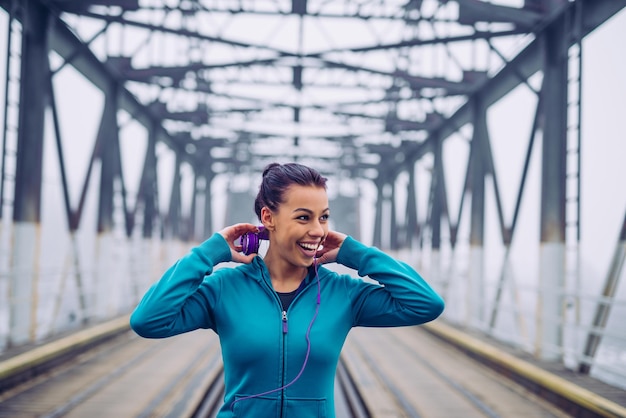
264,184,329,268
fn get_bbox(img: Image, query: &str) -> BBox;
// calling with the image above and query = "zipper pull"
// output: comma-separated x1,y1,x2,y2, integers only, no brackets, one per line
282,310,288,334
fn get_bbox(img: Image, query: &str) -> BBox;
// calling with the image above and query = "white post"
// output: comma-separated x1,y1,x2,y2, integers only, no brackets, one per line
9,222,41,345
94,232,114,319
536,242,565,360
468,246,484,329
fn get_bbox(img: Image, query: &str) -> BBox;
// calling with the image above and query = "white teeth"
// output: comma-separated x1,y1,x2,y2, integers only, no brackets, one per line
299,243,317,250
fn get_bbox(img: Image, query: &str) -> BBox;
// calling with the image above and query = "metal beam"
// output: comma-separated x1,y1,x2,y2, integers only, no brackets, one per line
13,0,47,223
140,123,159,239
305,29,526,55
5,2,188,159
579,205,626,373
433,0,626,143
96,86,119,234
457,0,542,29
536,14,569,361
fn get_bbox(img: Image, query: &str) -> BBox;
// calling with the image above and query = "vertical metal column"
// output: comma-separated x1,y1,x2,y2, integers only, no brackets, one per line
372,178,384,248
430,136,443,253
0,2,20,221
9,0,48,345
202,166,214,240
167,154,183,240
537,18,568,361
141,125,158,239
468,96,487,328
188,169,199,242
405,161,419,249
96,92,119,235
95,85,120,319
429,135,444,287
390,179,399,250
136,124,158,297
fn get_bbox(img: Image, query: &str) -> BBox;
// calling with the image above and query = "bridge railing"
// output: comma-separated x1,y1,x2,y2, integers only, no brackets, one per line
0,221,189,351
1,225,624,393
392,245,626,391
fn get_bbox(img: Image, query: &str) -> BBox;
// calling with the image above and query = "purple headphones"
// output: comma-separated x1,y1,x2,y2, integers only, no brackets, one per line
240,225,270,255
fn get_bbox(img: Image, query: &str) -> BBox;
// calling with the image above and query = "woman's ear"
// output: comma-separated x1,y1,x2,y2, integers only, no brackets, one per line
260,207,275,231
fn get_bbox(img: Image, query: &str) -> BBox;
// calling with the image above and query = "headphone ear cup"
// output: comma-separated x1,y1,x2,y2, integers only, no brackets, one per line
241,225,268,255
241,232,260,255
258,226,269,240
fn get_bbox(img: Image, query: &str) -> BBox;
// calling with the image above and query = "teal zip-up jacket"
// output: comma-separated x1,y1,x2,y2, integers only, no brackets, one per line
130,233,444,418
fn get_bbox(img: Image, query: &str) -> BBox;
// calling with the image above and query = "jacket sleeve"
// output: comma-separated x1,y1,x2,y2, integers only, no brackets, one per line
129,233,232,338
336,236,445,327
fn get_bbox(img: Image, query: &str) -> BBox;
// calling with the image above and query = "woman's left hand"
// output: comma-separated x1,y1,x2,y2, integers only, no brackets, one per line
314,230,347,264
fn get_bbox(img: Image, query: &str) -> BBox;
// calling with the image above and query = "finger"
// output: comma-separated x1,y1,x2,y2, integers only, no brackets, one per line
238,253,257,264
322,248,340,264
317,254,334,265
222,223,258,241
235,222,259,233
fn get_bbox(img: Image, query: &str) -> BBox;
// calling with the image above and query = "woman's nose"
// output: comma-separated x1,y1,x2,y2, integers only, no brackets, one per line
310,220,325,237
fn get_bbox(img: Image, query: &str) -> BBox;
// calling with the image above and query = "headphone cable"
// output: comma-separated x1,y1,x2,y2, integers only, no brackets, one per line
230,259,321,411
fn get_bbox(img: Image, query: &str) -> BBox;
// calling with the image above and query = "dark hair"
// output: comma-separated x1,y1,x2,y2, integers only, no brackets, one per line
254,163,327,219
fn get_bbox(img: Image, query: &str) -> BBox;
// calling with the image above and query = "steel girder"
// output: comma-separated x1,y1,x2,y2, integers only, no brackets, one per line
1,0,625,242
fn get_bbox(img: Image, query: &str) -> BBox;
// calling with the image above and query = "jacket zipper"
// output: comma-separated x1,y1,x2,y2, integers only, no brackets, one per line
260,267,315,418
280,282,312,417
279,283,310,417
282,310,288,333
281,309,288,417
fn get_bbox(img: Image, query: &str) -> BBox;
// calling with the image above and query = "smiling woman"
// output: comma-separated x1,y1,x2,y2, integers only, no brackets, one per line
129,162,445,418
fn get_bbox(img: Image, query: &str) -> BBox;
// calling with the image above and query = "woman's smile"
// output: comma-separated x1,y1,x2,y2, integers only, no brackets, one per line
297,240,321,258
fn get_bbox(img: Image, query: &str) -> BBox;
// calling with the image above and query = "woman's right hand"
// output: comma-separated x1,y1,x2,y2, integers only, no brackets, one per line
314,230,347,264
218,223,261,264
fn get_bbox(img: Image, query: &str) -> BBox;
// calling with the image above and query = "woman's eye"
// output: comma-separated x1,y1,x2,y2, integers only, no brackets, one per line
295,213,328,221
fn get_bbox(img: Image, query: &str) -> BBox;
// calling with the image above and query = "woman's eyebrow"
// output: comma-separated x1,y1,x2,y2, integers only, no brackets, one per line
292,207,330,214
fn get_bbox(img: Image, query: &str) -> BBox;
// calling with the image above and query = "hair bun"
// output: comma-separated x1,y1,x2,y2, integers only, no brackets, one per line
262,163,280,177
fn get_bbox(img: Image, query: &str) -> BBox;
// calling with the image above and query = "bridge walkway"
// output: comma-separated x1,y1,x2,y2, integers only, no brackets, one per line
0,316,624,418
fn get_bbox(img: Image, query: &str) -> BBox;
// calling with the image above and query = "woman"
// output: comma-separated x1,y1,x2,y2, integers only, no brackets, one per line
130,162,444,418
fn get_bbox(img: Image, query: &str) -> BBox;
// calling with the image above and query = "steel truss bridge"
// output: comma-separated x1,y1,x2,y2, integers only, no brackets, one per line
0,0,625,394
